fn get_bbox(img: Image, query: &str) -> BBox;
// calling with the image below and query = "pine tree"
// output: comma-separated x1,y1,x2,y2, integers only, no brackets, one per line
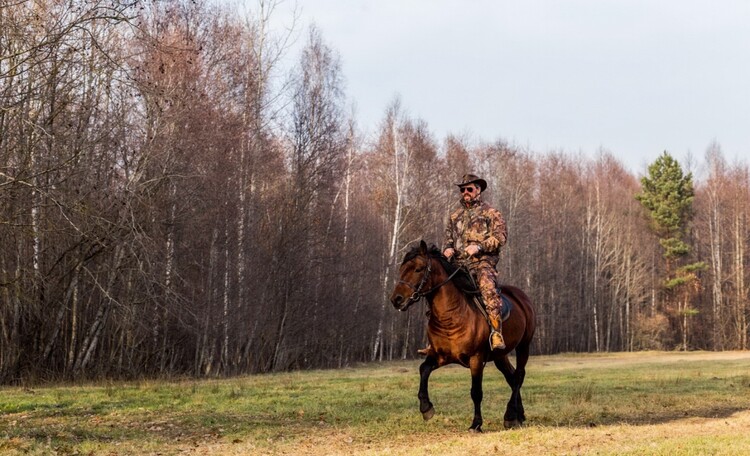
636,152,694,260
636,151,706,349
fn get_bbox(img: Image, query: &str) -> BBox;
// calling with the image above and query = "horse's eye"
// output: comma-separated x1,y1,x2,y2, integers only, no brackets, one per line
414,267,424,273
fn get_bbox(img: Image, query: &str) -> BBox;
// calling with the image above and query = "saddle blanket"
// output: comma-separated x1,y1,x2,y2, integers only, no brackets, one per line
472,291,513,322
500,293,512,322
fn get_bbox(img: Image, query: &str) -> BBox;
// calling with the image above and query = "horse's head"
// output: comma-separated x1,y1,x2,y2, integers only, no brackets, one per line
390,240,435,311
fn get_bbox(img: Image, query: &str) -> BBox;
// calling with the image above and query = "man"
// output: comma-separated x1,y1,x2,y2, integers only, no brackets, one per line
422,173,508,352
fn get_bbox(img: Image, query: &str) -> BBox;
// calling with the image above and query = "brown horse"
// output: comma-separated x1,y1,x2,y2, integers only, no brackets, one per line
390,240,536,432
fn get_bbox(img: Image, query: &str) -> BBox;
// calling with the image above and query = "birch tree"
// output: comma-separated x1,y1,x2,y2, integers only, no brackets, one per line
702,144,728,348
265,25,346,370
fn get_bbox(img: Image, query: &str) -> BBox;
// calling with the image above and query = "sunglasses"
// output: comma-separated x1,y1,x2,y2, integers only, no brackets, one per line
460,187,476,194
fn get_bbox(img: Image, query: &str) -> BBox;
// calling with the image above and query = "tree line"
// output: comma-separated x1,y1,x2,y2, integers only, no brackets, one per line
1,0,748,382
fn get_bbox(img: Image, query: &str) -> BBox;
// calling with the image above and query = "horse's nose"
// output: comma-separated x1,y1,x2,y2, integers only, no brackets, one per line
391,294,404,308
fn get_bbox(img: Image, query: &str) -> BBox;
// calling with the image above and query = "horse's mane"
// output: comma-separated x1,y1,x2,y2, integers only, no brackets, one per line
402,244,478,294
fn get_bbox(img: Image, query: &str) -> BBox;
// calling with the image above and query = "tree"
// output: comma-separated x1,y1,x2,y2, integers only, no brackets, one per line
636,151,706,349
694,145,750,350
264,25,347,370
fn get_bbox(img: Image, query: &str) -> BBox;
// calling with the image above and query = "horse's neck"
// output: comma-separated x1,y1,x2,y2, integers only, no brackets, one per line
427,266,472,323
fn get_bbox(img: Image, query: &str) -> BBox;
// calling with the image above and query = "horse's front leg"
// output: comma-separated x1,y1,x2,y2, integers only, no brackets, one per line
418,357,438,420
469,356,485,432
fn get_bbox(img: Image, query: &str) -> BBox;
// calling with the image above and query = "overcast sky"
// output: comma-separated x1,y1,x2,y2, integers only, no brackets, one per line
266,0,750,174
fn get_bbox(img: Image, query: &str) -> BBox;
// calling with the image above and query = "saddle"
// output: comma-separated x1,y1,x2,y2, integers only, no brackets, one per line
470,290,513,322
455,264,513,322
455,265,512,322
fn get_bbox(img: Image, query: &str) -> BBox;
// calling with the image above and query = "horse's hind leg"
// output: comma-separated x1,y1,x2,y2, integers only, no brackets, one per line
468,357,485,432
418,357,438,420
494,343,530,428
512,341,530,425
493,355,518,427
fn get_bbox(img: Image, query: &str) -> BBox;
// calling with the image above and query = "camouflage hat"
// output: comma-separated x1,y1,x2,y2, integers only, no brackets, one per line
455,174,487,192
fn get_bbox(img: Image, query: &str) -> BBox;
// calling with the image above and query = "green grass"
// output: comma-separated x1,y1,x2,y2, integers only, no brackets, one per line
1,351,750,454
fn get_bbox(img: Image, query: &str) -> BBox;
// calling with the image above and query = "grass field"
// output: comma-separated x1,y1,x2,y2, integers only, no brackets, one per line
1,351,750,455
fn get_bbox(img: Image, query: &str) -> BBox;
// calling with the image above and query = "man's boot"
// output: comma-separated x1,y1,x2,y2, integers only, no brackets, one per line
489,315,506,350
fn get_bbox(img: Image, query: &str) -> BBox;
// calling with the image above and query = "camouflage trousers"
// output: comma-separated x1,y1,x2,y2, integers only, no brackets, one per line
469,263,502,320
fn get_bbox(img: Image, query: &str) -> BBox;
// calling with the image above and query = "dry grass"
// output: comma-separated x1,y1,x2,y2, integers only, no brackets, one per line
1,351,750,455
210,409,750,455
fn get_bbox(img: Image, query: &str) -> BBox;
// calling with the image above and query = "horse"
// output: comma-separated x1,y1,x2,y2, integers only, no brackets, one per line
389,240,536,432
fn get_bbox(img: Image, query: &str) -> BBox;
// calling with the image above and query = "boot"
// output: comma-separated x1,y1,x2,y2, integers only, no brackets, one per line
417,343,432,356
489,315,506,350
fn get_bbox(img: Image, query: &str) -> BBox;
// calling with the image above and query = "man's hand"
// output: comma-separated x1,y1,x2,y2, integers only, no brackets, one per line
465,244,481,257
443,248,455,259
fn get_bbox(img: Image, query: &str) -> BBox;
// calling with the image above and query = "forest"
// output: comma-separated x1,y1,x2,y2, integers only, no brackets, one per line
1,0,748,382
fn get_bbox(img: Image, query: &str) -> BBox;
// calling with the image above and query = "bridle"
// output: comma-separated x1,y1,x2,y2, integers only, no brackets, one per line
397,256,432,306
396,254,463,307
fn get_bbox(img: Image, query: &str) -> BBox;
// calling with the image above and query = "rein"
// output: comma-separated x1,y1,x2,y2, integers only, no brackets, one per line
397,254,463,306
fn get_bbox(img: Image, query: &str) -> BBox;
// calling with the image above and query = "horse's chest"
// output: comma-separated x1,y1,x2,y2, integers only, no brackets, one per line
431,336,479,367
428,314,486,367
433,350,473,368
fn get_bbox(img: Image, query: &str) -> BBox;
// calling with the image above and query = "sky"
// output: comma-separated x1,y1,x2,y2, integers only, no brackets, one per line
265,0,750,175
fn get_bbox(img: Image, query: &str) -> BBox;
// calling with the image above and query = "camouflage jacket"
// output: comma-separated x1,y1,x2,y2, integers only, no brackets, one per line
443,199,507,267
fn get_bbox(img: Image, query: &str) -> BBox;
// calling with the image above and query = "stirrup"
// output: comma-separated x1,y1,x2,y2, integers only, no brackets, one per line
490,330,506,350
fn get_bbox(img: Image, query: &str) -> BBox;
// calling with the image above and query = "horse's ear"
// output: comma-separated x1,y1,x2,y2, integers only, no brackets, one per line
419,240,428,254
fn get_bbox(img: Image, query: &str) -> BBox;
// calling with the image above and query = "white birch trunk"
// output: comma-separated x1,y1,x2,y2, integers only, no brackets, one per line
681,297,689,351
199,228,220,376
592,184,602,352
43,269,80,362
272,285,290,370
342,122,356,248
625,238,632,351
708,188,724,348
30,129,42,303
734,210,747,349
401,310,411,360
73,246,124,374
373,120,406,361
236,107,249,343
66,264,80,371
157,183,177,371
222,222,231,370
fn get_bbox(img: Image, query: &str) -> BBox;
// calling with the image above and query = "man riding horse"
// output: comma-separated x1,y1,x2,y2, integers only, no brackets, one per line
420,173,508,352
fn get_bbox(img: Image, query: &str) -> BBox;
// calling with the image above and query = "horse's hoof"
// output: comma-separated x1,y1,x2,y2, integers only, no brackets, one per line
422,407,435,421
503,419,522,429
468,425,483,433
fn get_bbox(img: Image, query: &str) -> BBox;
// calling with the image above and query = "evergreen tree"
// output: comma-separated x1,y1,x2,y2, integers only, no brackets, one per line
636,151,694,261
636,151,706,349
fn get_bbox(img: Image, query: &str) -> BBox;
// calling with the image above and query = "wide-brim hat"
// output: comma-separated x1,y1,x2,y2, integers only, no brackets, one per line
455,174,487,192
